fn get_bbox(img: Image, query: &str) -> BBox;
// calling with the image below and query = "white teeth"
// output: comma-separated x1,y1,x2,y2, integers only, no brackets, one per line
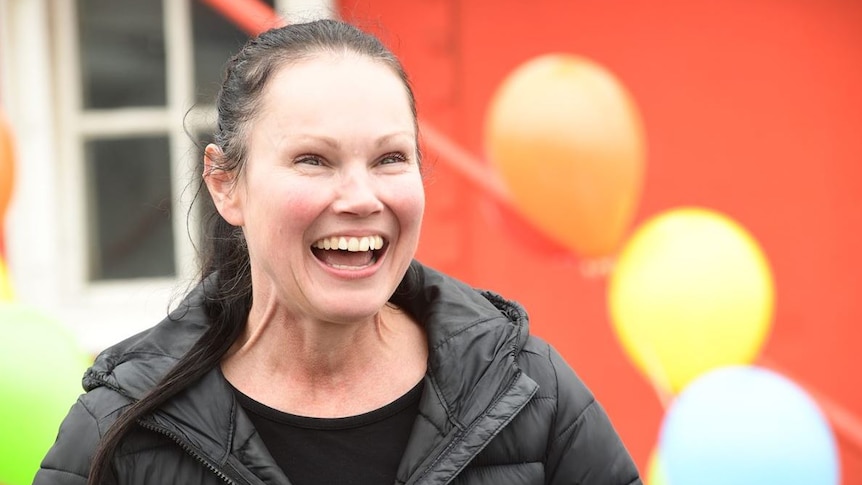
313,235,385,252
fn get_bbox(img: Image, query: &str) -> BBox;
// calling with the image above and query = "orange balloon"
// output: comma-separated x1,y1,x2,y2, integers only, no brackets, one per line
484,54,645,257
0,112,15,220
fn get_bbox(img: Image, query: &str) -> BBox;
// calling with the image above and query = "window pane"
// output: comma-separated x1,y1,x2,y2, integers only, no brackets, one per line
78,0,166,109
85,136,175,280
192,0,275,104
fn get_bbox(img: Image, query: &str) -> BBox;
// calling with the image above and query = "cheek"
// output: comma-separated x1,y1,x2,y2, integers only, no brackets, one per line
248,182,324,246
279,194,321,225
387,177,426,231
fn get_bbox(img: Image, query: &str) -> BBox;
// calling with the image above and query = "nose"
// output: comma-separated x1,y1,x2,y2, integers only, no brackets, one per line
331,166,384,216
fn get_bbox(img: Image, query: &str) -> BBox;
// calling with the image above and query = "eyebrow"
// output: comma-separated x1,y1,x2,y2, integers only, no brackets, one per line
375,131,416,147
292,131,415,149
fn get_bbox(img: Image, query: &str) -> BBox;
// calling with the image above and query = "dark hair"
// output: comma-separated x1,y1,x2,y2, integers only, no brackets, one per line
88,19,418,484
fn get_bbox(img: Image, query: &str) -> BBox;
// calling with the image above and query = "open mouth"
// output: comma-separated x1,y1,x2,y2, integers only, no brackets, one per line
311,235,386,270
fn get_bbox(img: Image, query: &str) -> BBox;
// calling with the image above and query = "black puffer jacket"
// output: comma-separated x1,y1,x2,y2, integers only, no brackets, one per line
35,262,641,484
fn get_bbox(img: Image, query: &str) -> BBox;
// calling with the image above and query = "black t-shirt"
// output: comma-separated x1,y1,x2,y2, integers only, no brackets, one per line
233,380,423,485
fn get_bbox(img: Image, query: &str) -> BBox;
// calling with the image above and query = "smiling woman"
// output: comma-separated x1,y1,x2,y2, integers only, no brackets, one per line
204,53,424,331
34,19,641,485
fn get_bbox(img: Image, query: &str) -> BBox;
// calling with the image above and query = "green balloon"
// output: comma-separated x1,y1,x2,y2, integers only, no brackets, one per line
0,303,91,485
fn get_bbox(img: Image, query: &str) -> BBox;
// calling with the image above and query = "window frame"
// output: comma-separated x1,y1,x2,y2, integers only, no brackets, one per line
46,0,200,351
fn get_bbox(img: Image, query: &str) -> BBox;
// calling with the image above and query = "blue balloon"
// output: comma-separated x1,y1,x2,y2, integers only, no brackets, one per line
659,365,839,485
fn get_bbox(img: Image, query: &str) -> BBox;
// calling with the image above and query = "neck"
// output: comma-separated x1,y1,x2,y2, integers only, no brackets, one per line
232,299,399,379
220,294,427,417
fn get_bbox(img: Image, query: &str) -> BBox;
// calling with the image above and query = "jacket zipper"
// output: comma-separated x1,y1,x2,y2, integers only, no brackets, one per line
137,420,238,485
85,374,245,485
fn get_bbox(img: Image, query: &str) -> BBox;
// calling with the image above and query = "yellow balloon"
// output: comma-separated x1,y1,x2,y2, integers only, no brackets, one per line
0,258,12,301
608,207,774,394
647,449,669,485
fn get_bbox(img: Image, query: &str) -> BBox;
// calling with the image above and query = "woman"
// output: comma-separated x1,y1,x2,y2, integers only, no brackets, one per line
35,19,641,485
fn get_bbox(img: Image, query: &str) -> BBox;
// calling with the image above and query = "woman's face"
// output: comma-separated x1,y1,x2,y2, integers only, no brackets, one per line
212,53,424,324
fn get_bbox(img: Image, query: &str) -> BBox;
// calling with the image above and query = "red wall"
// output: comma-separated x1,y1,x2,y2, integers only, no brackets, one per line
341,0,862,480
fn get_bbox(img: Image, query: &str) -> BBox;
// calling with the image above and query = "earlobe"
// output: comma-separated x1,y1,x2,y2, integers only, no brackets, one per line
203,144,244,226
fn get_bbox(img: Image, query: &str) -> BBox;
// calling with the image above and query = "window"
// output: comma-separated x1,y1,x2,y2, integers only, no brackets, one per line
45,0,330,350
56,0,275,286
77,0,167,109
85,136,175,280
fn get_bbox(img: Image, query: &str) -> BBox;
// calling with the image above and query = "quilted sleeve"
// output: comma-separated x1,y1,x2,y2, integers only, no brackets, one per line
32,397,102,485
544,345,642,485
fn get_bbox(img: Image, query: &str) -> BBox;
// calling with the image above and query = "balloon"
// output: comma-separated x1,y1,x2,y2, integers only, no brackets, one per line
484,53,646,258
0,112,14,220
608,207,774,394
647,449,669,485
659,366,839,485
0,303,91,485
0,257,12,301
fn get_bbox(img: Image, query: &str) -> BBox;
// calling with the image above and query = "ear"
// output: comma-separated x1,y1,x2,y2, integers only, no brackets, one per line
203,143,244,226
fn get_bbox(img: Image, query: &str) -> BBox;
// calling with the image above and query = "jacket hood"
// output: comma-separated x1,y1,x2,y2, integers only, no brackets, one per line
82,277,215,398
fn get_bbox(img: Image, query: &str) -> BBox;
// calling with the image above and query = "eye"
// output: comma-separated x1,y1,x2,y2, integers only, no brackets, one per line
378,152,408,165
295,154,325,166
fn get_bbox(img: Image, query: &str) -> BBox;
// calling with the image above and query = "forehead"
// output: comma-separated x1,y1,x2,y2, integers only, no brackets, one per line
258,53,413,123
243,52,417,159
